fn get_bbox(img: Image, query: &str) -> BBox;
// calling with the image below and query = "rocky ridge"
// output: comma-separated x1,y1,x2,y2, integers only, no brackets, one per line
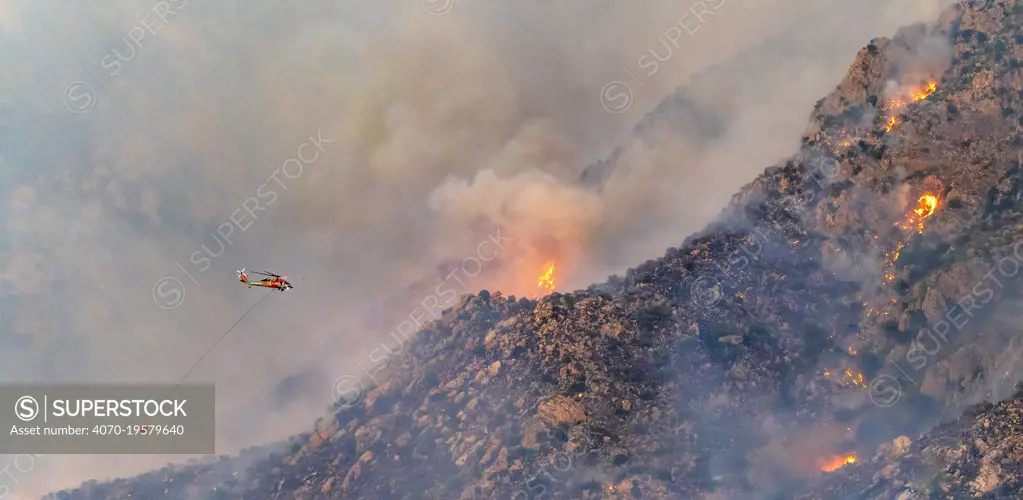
45,1,1023,498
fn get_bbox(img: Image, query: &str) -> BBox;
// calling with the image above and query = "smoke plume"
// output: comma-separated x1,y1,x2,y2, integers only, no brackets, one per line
0,0,951,495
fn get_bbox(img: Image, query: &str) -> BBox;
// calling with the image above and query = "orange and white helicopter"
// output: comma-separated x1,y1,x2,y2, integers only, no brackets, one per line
236,268,296,291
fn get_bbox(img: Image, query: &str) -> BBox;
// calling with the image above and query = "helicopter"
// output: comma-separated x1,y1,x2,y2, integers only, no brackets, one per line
236,268,295,291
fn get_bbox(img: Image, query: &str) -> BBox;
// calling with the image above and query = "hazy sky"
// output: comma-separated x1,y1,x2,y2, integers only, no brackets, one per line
0,0,952,496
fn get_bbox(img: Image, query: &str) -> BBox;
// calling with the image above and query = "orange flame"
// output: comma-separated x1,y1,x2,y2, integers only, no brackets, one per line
914,194,938,218
881,193,939,284
882,241,905,284
882,82,937,132
821,128,861,154
537,261,556,293
912,82,938,101
900,194,939,233
843,368,867,388
822,82,937,147
818,453,857,472
883,116,898,132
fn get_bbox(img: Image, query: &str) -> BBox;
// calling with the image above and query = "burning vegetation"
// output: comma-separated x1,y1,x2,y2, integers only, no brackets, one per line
900,193,939,233
821,367,868,388
842,368,866,388
821,128,861,155
537,261,556,294
818,453,857,473
820,81,938,152
882,81,937,132
865,192,942,318
881,193,941,285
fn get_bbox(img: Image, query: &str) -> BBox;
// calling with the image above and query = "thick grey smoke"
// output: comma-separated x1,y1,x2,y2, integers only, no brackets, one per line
0,0,951,496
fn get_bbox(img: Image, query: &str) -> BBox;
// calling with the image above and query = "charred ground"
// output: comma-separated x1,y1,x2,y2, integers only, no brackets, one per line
46,1,1023,499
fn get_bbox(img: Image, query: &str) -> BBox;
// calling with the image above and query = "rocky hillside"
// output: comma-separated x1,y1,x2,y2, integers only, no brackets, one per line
45,1,1023,499
798,384,1023,499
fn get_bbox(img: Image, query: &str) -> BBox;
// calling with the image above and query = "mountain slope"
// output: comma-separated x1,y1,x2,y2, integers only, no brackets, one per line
799,384,1023,499
46,1,1023,499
